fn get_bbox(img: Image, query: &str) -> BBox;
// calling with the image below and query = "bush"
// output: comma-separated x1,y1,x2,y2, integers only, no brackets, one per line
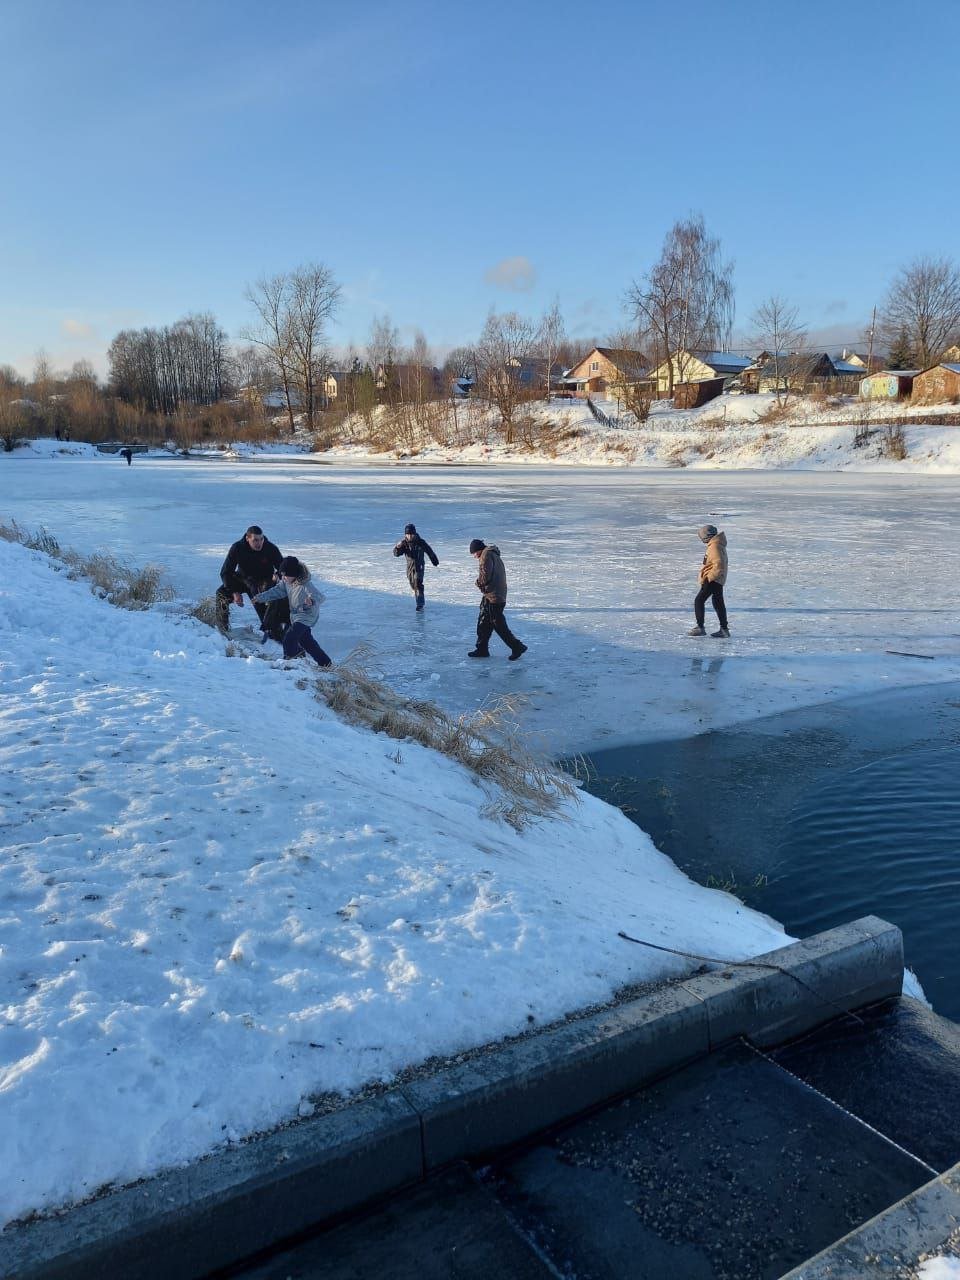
0,520,173,609
880,424,908,460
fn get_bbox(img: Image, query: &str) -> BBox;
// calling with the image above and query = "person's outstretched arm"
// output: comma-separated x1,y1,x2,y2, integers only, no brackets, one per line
421,539,439,566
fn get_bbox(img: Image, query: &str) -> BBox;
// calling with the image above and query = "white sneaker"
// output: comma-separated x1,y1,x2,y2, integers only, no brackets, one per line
688,625,706,637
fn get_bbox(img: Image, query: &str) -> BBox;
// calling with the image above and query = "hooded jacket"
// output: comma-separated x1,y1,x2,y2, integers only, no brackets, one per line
475,545,507,604
699,532,728,585
255,563,323,627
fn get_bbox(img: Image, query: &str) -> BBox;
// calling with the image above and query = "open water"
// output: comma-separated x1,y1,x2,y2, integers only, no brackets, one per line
577,681,960,1020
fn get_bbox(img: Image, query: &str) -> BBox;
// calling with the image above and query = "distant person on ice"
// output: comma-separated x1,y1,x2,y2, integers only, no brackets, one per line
393,523,439,611
121,447,133,466
689,524,729,638
215,525,289,640
254,557,332,668
467,539,527,660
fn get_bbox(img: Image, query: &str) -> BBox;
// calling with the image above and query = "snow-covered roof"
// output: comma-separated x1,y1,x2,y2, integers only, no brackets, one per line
693,352,753,373
832,360,866,375
941,363,960,375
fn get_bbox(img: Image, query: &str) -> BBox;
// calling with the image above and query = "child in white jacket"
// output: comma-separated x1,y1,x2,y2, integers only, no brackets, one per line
254,556,332,667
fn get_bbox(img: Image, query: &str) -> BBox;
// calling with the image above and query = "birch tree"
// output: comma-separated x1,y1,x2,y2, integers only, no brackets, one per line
627,214,735,397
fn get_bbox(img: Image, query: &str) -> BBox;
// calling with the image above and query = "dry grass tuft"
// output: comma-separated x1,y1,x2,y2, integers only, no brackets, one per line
757,399,794,425
0,519,174,609
191,594,220,628
315,645,577,828
880,423,908,460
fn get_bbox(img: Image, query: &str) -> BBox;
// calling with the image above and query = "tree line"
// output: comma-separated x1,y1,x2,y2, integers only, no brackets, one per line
4,220,960,445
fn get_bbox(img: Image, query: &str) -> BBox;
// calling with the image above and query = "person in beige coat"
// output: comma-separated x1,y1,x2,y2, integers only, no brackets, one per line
689,524,729,638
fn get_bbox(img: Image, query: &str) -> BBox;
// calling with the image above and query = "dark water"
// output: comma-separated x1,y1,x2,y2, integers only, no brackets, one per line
574,681,960,1021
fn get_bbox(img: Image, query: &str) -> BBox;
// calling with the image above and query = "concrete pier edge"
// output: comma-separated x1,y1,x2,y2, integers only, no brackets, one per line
779,1161,960,1278
0,915,906,1280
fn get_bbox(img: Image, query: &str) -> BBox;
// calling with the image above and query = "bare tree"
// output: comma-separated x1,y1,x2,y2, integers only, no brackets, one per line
604,325,651,423
287,263,340,429
367,315,402,405
410,330,432,420
750,295,807,404
242,274,297,431
627,213,735,397
877,256,960,369
30,351,54,411
473,310,539,442
537,299,565,401
243,264,340,432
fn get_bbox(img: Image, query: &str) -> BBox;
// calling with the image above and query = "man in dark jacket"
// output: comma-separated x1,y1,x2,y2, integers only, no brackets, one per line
393,523,439,610
216,525,289,639
467,538,527,660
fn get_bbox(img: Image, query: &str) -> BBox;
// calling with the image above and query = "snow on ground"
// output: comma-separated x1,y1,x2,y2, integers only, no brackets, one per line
315,395,960,474
0,536,788,1228
1,451,953,1228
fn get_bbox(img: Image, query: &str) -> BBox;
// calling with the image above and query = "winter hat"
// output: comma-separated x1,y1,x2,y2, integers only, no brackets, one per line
404,523,417,534
279,555,302,576
697,524,718,542
468,538,485,553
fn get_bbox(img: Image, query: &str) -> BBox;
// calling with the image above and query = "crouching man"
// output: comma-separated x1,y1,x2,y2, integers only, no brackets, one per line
215,525,289,640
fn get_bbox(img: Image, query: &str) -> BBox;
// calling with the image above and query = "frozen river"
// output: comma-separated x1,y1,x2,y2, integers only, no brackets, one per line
3,457,959,754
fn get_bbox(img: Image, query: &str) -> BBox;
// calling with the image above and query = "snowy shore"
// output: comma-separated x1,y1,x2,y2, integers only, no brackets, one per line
11,391,960,473
0,536,790,1230
1,441,953,1229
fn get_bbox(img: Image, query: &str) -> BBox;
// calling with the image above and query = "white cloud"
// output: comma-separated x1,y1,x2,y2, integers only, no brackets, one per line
61,318,96,341
484,256,536,292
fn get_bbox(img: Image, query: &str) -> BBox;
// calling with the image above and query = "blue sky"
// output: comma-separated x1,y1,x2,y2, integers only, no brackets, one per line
2,0,957,375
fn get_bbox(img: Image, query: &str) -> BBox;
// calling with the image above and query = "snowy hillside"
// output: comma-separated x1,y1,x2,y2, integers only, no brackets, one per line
0,537,788,1229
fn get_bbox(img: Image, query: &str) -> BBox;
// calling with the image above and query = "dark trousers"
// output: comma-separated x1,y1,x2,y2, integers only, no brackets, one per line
476,600,521,653
694,580,727,628
215,583,289,638
409,574,424,606
283,621,332,667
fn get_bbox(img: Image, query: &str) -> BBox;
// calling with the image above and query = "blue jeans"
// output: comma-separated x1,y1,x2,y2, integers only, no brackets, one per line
283,622,332,667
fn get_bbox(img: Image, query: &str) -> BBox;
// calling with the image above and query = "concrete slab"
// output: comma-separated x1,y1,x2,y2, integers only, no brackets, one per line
233,1163,557,1279
1,918,906,1280
489,1041,931,1280
402,982,709,1170
780,1162,960,1278
0,1092,422,1280
680,916,904,1049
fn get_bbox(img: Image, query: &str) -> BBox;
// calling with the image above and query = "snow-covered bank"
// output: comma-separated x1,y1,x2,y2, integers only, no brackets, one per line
10,390,960,472
0,537,789,1229
316,395,960,473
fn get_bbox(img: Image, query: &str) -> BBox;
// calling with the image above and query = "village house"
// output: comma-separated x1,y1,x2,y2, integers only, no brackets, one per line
646,350,753,398
754,353,863,395
239,385,302,411
562,347,649,399
840,349,885,374
911,362,960,405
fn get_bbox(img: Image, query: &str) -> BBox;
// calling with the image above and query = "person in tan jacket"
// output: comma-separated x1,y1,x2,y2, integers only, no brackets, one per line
689,524,729,638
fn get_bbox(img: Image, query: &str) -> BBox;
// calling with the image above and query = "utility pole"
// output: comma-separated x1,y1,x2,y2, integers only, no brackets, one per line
867,306,877,370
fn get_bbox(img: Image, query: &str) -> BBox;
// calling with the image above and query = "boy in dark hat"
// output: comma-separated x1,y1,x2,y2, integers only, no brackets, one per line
468,539,527,660
689,524,730,638
393,523,439,611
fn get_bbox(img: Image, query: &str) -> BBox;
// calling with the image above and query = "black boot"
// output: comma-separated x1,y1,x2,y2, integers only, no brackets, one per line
467,648,490,658
508,643,528,661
